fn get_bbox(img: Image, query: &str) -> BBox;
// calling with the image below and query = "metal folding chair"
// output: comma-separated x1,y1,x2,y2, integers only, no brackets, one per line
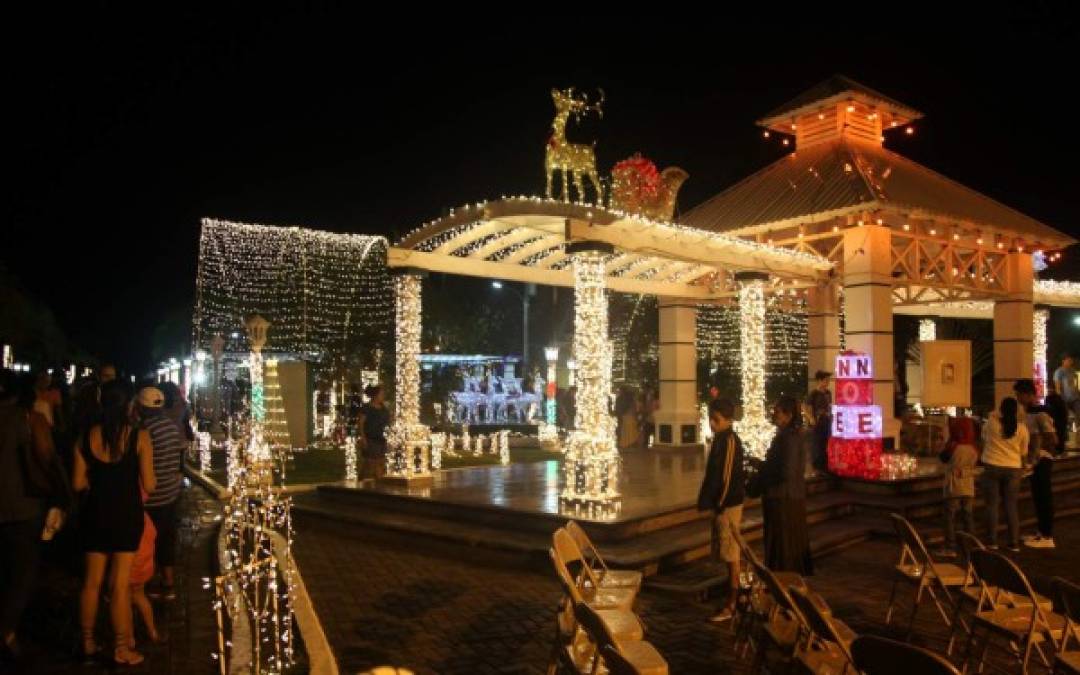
750,558,810,674
553,528,637,611
962,549,1066,673
1053,577,1080,675
565,520,643,591
788,585,857,674
852,634,960,675
885,513,968,640
574,602,668,675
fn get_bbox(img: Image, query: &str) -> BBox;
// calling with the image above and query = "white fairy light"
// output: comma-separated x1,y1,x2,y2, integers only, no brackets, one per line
733,275,774,459
225,438,240,489
344,436,358,481
699,402,713,447
918,318,937,342
1034,308,1049,401
499,430,510,465
197,431,212,473
562,249,620,509
429,432,446,470
193,219,391,360
385,274,431,480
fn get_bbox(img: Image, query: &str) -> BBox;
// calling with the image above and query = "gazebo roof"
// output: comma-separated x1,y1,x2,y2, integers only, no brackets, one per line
758,74,922,131
680,138,1076,248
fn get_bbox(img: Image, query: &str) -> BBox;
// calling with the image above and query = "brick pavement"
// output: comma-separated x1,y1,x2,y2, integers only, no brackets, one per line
294,511,1080,674
10,484,223,674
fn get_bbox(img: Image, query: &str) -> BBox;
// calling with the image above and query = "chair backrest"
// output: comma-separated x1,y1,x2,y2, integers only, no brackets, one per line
851,635,960,675
553,527,601,588
573,601,617,652
754,559,804,624
550,543,585,606
890,513,930,568
1054,576,1080,653
1055,577,1080,623
955,531,985,574
599,644,641,675
566,520,608,572
969,549,1034,599
788,585,854,665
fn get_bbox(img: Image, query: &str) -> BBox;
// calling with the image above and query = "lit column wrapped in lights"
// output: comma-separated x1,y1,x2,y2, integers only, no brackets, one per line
918,318,937,342
344,436,358,481
561,242,620,513
1033,307,1049,400
733,272,774,459
384,272,432,483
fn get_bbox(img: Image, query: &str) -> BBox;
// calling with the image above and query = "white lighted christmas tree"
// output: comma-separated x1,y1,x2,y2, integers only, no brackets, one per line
263,359,291,454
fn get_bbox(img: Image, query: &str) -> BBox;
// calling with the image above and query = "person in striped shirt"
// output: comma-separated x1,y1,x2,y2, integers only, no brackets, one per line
135,386,186,601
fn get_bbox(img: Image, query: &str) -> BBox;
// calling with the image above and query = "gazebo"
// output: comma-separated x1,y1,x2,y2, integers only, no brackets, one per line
381,76,1079,513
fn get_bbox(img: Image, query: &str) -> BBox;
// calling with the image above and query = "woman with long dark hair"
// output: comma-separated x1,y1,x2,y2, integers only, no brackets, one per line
72,381,155,665
749,395,813,575
980,396,1029,551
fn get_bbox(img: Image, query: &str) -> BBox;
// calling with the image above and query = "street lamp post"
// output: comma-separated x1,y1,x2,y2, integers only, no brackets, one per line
492,281,535,376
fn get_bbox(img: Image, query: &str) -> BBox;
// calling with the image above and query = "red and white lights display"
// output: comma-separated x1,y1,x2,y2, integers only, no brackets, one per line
827,351,884,478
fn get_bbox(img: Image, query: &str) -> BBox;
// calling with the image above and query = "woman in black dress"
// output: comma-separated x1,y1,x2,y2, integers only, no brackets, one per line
751,395,813,575
72,382,156,665
358,385,390,479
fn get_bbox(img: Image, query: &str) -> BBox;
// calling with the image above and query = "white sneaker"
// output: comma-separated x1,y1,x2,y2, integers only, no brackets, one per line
1025,536,1056,549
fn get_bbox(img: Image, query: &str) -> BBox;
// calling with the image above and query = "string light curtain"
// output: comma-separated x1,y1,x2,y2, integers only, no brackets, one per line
733,275,776,459
194,219,392,358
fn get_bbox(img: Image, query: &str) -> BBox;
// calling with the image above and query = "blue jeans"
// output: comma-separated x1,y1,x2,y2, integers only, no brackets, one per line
981,466,1022,547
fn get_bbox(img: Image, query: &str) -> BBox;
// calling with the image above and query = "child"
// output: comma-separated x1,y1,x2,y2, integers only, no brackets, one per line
130,494,161,646
940,417,978,556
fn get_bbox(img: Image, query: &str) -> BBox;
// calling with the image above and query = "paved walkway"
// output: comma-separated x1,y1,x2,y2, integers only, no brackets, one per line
10,484,223,674
294,511,1080,674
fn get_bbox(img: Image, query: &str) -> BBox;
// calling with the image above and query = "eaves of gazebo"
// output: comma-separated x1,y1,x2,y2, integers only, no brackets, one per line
388,197,833,300
679,137,1077,307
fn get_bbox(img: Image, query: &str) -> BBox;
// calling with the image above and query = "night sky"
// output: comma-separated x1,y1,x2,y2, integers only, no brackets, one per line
6,7,1079,372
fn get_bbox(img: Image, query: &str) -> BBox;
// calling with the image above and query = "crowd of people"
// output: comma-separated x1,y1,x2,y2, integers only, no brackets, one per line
696,350,1079,623
0,364,192,668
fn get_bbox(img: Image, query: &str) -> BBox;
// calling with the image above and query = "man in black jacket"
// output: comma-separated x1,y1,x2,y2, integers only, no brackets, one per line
697,397,746,623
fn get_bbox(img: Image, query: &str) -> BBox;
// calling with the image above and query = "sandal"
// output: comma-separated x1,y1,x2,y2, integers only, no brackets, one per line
114,636,145,666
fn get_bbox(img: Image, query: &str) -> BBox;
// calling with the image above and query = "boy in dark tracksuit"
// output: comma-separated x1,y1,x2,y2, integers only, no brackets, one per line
697,398,746,622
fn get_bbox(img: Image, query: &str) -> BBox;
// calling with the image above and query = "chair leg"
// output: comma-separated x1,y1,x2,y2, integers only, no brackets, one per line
907,583,924,640
885,576,900,625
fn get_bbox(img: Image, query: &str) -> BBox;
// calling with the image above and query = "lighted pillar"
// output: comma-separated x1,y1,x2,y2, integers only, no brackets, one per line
245,315,270,424
1033,306,1049,401
210,334,225,433
654,296,699,449
993,251,1034,403
842,225,898,439
919,318,937,342
384,271,432,484
733,272,774,459
807,281,841,385
561,242,619,513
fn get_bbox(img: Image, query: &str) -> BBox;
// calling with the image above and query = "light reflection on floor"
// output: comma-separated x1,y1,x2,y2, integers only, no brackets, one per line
344,450,949,523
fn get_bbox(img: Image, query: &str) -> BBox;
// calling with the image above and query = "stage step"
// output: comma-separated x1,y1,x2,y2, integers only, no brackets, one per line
293,453,1080,575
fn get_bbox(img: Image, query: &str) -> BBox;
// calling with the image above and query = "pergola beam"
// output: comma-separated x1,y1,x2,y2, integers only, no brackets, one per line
564,219,831,281
388,247,721,299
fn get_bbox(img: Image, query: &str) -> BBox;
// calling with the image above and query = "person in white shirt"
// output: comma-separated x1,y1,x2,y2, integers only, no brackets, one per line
1014,379,1059,549
1053,352,1079,420
980,397,1028,551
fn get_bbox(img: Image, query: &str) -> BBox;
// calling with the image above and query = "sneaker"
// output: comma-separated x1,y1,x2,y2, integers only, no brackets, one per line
709,608,736,623
1025,536,1056,549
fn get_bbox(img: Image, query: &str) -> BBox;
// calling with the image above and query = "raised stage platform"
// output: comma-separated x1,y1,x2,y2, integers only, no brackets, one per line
291,449,1080,575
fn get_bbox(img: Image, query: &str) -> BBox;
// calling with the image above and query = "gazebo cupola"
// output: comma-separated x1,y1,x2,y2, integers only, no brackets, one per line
757,74,923,149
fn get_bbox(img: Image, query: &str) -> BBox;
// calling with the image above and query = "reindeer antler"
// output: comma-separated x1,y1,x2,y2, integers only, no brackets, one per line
583,88,605,119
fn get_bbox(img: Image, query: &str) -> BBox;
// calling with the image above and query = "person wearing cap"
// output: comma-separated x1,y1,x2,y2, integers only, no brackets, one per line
807,370,832,472
135,386,186,600
1013,379,1059,549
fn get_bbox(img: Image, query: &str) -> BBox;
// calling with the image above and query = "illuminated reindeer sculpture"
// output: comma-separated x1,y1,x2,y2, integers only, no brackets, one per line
545,88,604,203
